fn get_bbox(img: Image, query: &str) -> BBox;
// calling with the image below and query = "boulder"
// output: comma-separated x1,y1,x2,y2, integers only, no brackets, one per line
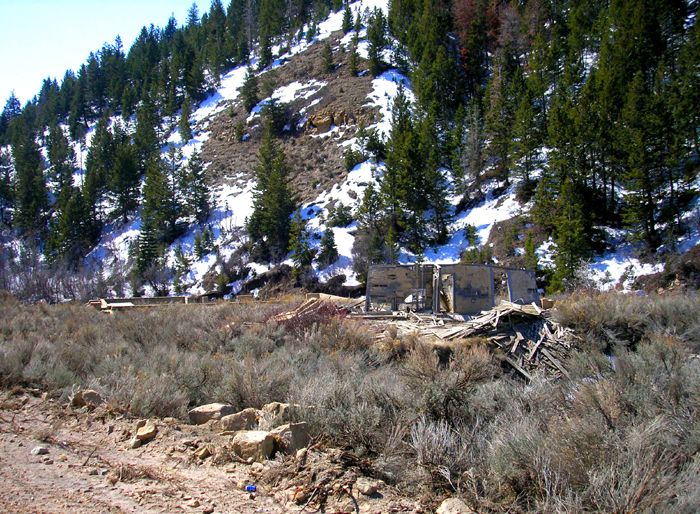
71,389,104,408
188,403,236,425
259,402,291,429
31,446,49,456
135,420,158,442
219,408,259,432
232,431,274,462
270,422,310,454
355,477,383,496
436,498,476,514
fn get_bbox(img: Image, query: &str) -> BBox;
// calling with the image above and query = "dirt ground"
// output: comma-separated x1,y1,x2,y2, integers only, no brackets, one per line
0,390,424,514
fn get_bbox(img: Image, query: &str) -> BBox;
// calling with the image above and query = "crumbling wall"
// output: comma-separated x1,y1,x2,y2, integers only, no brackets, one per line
366,263,538,315
365,264,434,311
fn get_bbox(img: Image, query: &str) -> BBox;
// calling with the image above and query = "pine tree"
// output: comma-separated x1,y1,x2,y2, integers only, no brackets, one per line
321,42,333,73
317,228,339,267
240,67,259,112
524,231,538,270
46,124,76,199
142,156,178,244
179,95,193,142
342,2,352,34
258,31,273,70
551,178,590,292
110,133,140,223
11,122,48,234
84,115,114,220
134,97,160,173
348,34,359,76
367,8,387,76
185,150,211,224
246,121,296,261
620,72,666,249
0,150,13,225
288,210,314,277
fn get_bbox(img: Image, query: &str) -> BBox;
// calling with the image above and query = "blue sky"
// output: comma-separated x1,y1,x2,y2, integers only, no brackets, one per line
0,0,211,106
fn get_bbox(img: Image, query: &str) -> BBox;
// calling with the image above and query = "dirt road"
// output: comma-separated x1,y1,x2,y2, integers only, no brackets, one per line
0,390,421,514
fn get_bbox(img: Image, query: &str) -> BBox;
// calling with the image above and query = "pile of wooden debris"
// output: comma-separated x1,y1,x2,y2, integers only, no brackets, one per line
270,293,365,322
353,301,577,380
272,296,576,380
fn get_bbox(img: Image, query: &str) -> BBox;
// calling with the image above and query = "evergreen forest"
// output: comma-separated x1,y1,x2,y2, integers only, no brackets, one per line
0,0,698,297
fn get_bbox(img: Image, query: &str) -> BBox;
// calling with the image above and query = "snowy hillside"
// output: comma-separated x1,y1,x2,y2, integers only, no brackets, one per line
3,0,698,299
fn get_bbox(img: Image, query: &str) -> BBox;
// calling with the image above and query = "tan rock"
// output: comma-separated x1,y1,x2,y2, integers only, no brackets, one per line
232,430,274,462
355,477,383,496
188,403,236,425
219,408,259,432
195,446,211,460
135,420,158,442
436,498,476,514
71,389,104,408
270,422,310,454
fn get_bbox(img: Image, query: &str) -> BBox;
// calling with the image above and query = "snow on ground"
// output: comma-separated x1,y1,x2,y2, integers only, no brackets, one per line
364,70,414,139
247,80,327,123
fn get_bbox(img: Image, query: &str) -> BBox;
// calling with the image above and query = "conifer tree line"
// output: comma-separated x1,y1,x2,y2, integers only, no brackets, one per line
351,0,699,289
0,0,347,275
0,0,698,293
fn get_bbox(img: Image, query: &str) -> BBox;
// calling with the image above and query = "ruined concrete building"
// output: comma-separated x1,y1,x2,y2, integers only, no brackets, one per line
365,264,539,315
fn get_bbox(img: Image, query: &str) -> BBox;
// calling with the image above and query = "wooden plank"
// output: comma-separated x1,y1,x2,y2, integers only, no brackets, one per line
541,348,570,378
503,356,532,381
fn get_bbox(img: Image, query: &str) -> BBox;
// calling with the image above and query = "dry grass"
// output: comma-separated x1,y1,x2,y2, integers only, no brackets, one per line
1,292,699,511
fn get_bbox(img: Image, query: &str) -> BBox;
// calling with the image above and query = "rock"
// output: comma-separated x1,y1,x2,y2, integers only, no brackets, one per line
188,403,236,425
270,422,310,454
436,498,476,514
355,477,382,496
129,437,142,449
71,389,104,408
195,446,211,460
218,408,259,432
309,112,333,132
232,431,274,462
259,402,301,429
135,420,158,442
250,462,265,473
31,446,49,456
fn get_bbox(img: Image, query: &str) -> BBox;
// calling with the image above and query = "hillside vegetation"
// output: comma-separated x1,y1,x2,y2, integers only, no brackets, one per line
0,0,698,299
1,291,699,511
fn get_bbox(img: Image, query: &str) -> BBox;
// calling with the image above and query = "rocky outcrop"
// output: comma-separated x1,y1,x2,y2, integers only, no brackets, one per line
306,108,356,132
188,403,236,425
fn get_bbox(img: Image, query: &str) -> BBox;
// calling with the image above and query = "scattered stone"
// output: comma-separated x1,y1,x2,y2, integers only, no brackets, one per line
188,403,236,425
130,438,142,449
43,458,54,465
270,422,310,454
31,446,49,456
250,462,265,474
218,408,259,432
296,447,308,461
187,499,200,508
232,431,274,462
135,420,158,442
355,477,382,496
70,389,104,408
436,498,476,514
195,446,211,460
202,506,214,514
88,469,98,476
